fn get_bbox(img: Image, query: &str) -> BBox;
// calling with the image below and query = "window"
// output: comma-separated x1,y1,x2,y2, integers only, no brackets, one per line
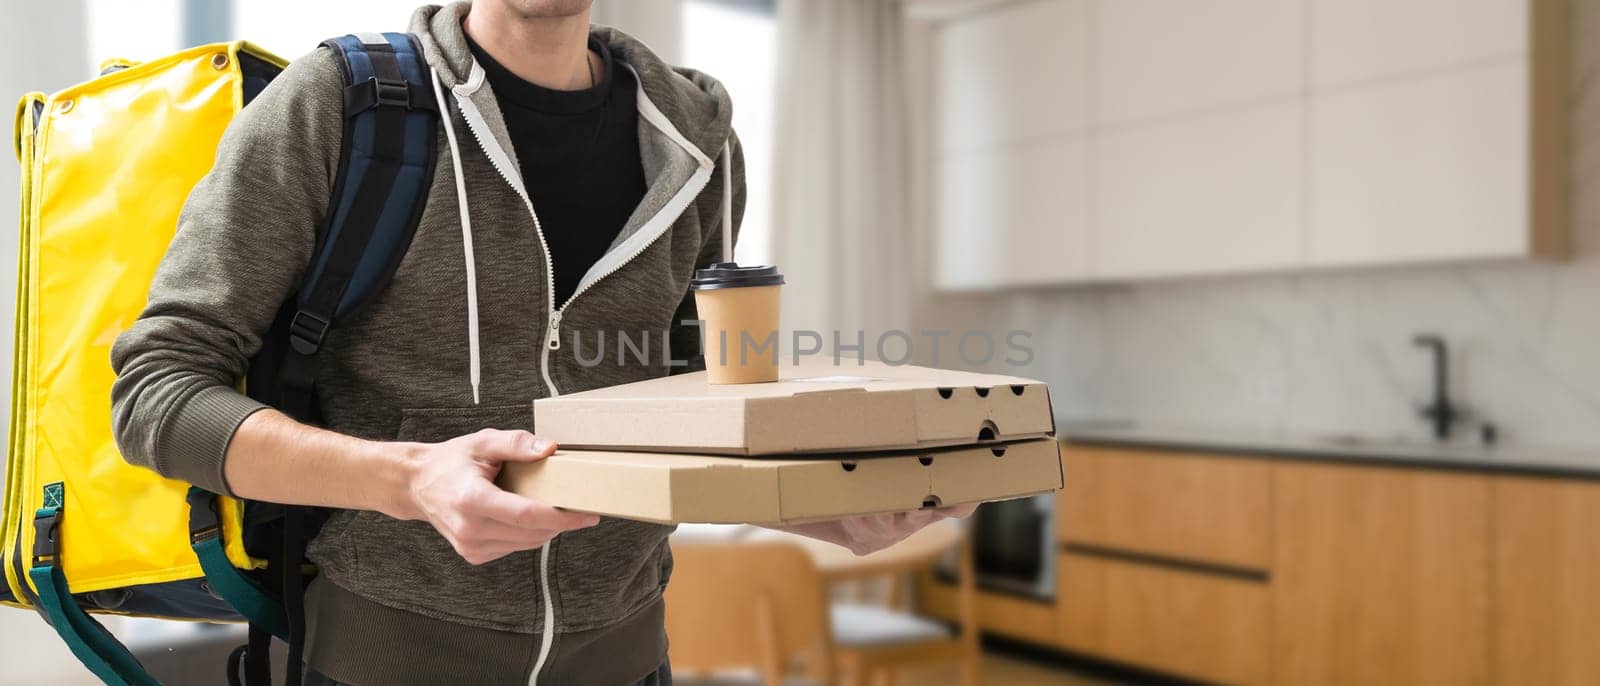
86,0,180,69
680,0,777,267
236,0,417,60
85,1,417,68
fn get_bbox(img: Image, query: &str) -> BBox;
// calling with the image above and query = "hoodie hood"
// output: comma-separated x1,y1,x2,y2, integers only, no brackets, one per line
411,2,734,162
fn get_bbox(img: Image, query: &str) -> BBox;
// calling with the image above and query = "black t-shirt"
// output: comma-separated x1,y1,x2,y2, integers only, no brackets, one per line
465,34,647,306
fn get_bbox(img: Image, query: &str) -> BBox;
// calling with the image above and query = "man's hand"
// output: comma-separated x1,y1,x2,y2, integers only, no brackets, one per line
397,429,601,565
223,412,596,566
775,503,979,556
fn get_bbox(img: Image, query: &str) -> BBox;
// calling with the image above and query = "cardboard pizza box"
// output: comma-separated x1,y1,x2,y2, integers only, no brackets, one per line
534,358,1056,456
499,438,1063,526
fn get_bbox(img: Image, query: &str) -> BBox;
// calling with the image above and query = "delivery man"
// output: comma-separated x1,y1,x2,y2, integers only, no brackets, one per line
109,2,968,684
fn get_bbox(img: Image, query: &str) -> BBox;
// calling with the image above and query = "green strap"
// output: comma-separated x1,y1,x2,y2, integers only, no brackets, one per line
29,500,161,686
186,487,288,641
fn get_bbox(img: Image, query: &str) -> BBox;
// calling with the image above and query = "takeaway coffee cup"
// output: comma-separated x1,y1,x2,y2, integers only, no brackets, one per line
691,262,785,384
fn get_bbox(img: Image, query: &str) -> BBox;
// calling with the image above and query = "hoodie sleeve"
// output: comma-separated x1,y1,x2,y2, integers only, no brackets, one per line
670,129,747,374
108,48,344,496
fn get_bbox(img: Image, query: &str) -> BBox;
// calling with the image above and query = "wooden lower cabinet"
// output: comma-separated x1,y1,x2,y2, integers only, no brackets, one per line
1058,552,1269,685
1060,446,1272,570
1271,463,1492,685
916,570,1057,646
933,444,1600,684
1492,477,1600,685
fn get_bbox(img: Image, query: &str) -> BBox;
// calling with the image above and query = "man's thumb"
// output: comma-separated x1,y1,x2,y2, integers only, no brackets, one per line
474,429,557,462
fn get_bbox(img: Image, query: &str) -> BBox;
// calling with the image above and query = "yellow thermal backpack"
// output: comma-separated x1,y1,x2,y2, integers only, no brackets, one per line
5,32,440,686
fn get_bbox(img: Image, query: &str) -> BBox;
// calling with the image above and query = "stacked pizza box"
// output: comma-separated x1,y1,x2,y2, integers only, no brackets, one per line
501,357,1063,525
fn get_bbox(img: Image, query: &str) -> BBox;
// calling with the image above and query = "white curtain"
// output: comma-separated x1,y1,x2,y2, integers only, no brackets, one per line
591,0,683,64
770,0,911,339
1,0,88,437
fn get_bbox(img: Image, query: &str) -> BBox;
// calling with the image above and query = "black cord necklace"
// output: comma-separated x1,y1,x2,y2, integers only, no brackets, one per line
580,46,609,167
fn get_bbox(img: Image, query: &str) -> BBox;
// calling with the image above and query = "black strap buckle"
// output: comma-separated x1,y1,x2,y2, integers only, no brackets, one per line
373,78,412,109
32,510,60,567
344,77,436,117
187,489,221,545
288,310,331,355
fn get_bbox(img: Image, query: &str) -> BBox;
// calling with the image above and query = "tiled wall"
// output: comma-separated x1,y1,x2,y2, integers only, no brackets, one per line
911,0,1600,449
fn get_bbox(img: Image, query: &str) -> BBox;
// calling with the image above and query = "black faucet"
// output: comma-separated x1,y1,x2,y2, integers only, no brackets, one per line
1413,334,1459,441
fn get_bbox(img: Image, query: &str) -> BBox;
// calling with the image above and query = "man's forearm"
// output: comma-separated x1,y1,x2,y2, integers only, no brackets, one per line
223,409,420,519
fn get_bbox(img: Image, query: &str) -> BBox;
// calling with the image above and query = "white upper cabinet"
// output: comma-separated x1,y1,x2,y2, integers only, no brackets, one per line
1010,137,1093,286
935,152,1009,290
1308,63,1527,266
935,137,1091,290
1095,103,1303,279
925,0,1566,290
934,0,1093,289
1094,0,1303,124
1310,0,1527,87
935,0,1090,154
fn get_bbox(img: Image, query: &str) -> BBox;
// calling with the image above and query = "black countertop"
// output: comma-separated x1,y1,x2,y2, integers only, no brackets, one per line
1057,421,1600,479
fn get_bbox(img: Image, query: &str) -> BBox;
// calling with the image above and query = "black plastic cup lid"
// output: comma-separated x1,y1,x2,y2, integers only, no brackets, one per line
690,262,785,291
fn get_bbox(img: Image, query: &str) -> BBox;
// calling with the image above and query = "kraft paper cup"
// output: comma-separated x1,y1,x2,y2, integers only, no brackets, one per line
691,263,785,384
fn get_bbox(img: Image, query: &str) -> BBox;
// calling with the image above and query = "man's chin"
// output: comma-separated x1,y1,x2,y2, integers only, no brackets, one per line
499,0,595,20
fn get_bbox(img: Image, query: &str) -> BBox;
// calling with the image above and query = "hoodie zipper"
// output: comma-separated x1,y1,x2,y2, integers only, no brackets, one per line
449,76,562,686
540,188,703,353
451,85,704,395
540,64,718,373
452,85,564,400
450,62,720,685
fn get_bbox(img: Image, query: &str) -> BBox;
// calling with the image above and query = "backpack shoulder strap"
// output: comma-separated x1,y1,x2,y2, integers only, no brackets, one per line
276,31,439,417
296,31,438,349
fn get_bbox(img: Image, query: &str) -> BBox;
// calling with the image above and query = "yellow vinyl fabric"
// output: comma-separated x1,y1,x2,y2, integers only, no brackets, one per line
4,92,45,609
2,42,284,606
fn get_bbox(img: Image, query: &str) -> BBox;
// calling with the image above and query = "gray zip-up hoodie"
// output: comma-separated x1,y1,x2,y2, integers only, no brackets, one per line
109,4,743,684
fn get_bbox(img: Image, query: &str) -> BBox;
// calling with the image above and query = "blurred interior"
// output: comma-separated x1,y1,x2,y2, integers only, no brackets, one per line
3,0,1599,683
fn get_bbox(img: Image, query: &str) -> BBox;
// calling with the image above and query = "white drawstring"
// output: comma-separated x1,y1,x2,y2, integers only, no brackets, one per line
430,67,482,405
720,142,733,263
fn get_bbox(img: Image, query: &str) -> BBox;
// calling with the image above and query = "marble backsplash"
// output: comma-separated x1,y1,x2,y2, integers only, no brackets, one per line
942,242,1600,450
911,0,1600,451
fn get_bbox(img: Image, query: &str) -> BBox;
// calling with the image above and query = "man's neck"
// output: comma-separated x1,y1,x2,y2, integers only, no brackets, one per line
462,4,598,91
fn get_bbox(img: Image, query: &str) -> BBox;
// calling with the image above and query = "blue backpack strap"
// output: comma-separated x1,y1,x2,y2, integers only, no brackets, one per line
280,31,438,417
220,32,439,686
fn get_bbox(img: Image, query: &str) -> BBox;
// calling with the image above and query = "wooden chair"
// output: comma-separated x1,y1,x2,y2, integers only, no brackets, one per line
665,534,980,686
665,541,836,685
832,534,980,686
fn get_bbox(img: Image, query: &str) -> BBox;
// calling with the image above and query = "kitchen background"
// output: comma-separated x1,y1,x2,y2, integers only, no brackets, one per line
2,0,1597,684
902,0,1600,450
